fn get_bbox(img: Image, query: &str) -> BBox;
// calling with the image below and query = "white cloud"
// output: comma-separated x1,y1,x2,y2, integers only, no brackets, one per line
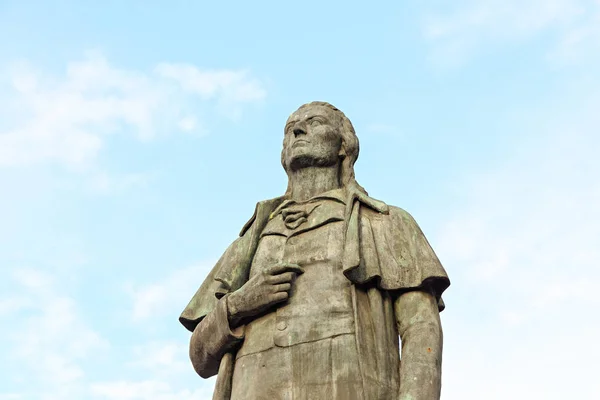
1,268,108,398
177,116,198,132
128,262,215,323
0,263,218,399
551,7,600,63
112,262,220,399
154,64,266,102
0,296,29,316
154,63,266,121
90,380,214,400
0,51,266,169
435,97,600,398
423,0,600,65
128,341,188,374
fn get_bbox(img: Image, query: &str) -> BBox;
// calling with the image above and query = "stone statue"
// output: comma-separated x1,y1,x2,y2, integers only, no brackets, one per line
179,102,450,400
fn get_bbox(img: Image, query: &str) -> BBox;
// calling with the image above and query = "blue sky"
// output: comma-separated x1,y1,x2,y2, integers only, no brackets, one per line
1,1,599,399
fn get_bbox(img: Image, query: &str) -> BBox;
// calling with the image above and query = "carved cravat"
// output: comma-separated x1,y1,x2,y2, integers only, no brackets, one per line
280,203,319,230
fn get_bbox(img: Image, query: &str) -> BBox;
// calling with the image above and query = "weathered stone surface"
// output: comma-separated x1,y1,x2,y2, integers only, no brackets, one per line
180,102,450,399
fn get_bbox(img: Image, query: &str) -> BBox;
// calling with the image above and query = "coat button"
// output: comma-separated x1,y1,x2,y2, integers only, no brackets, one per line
277,321,287,331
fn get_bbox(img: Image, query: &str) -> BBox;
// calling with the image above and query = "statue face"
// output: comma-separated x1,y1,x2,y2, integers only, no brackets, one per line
282,105,343,172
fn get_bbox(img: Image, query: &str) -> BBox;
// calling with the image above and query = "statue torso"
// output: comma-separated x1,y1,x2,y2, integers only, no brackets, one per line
231,192,366,399
236,193,355,359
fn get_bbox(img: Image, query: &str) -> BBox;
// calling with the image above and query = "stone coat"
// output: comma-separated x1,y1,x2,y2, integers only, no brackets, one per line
180,191,450,399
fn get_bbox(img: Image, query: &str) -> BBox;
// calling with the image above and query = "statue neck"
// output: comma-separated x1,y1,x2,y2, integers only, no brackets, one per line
288,166,341,202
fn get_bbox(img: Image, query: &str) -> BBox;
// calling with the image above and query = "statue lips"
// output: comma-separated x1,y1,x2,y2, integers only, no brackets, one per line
292,139,309,148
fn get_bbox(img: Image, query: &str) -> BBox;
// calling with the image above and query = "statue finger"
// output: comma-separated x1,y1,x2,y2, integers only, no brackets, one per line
273,283,292,293
268,272,295,284
267,262,304,275
269,292,289,303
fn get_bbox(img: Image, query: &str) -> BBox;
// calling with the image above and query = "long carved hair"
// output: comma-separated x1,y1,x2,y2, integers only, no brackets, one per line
281,101,367,197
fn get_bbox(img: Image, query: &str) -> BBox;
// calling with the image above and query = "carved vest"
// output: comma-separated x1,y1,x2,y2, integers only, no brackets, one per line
236,197,354,359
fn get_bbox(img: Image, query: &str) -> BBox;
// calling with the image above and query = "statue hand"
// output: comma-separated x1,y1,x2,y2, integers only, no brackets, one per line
227,262,303,324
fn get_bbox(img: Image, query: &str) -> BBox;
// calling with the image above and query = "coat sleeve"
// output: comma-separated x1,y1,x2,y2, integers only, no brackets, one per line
395,290,443,400
178,226,254,380
179,236,248,332
189,294,245,378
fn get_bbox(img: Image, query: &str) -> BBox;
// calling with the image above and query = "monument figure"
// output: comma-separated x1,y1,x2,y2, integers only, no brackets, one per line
179,101,450,399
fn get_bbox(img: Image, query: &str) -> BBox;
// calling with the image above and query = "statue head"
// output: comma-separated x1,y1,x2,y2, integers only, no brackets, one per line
281,101,365,195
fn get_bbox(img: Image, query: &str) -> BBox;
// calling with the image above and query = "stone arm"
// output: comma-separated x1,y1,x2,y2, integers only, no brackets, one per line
189,295,244,379
189,262,300,378
395,289,443,400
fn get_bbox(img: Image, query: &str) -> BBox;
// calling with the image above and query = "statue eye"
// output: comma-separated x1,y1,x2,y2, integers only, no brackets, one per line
309,118,322,127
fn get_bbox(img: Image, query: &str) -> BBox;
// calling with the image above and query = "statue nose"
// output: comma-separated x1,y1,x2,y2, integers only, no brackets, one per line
293,127,306,137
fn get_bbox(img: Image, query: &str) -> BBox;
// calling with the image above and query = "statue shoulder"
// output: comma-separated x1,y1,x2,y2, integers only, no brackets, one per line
362,202,424,238
239,196,286,237
384,205,428,236
387,205,418,224
359,198,414,224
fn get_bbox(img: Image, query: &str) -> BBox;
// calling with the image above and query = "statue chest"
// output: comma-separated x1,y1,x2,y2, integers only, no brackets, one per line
237,207,355,358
